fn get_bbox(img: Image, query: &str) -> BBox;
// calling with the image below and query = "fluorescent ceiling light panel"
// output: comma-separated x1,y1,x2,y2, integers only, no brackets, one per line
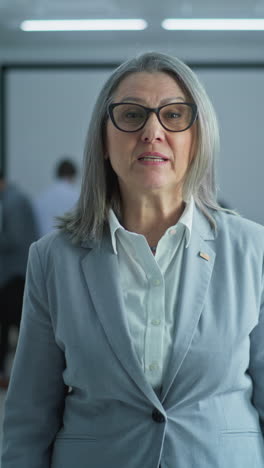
20,19,147,31
162,18,264,31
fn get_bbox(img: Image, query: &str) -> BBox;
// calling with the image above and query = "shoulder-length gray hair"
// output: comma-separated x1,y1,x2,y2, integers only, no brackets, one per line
58,51,223,243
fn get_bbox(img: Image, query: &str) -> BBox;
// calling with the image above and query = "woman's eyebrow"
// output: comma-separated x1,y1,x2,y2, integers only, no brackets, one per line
117,96,186,104
118,96,146,103
160,96,185,105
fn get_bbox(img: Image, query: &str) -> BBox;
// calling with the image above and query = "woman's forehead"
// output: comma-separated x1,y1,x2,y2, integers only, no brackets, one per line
113,71,185,101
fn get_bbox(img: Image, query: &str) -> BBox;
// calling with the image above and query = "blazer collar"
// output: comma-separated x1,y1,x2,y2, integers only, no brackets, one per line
160,206,216,400
192,204,216,242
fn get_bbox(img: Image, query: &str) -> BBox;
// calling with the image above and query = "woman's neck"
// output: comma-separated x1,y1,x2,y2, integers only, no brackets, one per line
121,193,185,247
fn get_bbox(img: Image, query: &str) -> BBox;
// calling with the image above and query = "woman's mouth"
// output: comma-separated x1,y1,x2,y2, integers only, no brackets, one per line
137,152,169,165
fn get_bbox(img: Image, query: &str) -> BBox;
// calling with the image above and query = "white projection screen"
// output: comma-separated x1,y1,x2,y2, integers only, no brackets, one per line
4,65,264,225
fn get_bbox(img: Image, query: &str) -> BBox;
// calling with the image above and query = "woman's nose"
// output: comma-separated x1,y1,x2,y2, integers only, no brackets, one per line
140,113,165,143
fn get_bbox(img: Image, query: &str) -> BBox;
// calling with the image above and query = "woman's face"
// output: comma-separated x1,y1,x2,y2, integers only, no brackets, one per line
105,71,197,200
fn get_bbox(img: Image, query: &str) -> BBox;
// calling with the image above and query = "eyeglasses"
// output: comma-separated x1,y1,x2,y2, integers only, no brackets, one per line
108,102,198,133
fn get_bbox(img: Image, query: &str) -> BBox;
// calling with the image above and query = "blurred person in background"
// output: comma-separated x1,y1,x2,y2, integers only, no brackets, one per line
34,158,79,237
0,170,38,388
1,52,264,467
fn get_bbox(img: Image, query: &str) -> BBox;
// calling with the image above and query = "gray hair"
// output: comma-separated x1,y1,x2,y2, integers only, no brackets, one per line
58,51,224,242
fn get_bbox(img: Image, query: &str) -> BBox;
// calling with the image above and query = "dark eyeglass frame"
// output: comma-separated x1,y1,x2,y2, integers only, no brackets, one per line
107,101,198,133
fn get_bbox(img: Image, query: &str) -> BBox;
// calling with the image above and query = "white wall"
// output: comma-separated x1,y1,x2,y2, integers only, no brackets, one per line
198,68,264,222
0,40,264,64
5,68,112,195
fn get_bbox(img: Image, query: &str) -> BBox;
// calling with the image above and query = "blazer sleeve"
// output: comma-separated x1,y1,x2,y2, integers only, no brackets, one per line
1,242,66,468
248,259,264,437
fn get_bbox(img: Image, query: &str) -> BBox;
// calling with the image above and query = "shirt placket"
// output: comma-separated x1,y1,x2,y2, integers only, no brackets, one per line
135,237,165,390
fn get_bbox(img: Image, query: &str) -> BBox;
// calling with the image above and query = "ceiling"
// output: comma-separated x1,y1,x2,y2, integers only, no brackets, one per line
1,0,264,53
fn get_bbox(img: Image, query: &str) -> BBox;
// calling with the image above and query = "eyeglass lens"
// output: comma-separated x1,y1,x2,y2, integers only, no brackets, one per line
112,103,194,132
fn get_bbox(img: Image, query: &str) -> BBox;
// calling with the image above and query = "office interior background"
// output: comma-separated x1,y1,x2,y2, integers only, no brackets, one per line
0,0,264,461
0,0,264,225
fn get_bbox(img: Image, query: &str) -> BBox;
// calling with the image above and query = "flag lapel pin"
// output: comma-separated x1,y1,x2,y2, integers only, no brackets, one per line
199,251,210,261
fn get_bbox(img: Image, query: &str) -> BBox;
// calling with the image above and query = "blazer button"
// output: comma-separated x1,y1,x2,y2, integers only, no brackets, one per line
152,408,165,423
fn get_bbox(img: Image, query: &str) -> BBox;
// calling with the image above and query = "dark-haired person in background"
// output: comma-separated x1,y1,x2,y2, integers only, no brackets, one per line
0,171,38,388
34,158,79,237
2,52,264,467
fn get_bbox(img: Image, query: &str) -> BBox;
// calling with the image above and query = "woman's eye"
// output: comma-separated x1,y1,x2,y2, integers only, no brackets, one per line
124,111,144,120
125,112,140,119
166,112,181,119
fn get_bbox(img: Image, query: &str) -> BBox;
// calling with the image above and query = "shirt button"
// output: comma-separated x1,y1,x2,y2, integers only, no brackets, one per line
153,279,161,286
149,362,159,371
151,319,161,326
152,408,165,423
170,228,177,235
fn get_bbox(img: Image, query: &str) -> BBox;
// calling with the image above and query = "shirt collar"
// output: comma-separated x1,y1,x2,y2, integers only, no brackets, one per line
179,196,193,248
108,196,194,254
108,209,124,254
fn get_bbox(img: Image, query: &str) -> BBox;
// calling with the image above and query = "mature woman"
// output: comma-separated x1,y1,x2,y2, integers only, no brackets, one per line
2,52,264,468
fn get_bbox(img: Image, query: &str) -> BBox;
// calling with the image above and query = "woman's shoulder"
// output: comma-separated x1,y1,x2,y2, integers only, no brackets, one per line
35,229,72,250
30,229,87,266
213,209,264,247
214,209,263,230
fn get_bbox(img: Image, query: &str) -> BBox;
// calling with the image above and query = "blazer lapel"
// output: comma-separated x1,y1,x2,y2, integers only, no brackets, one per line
81,232,162,408
161,208,216,401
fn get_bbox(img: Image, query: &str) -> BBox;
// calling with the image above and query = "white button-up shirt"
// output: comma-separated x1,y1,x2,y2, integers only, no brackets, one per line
108,198,194,393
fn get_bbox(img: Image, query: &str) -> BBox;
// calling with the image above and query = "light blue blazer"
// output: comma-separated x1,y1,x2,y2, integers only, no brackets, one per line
2,206,264,468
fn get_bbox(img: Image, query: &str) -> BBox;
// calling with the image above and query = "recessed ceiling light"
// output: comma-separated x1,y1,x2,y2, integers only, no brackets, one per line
162,18,264,31
20,19,148,32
